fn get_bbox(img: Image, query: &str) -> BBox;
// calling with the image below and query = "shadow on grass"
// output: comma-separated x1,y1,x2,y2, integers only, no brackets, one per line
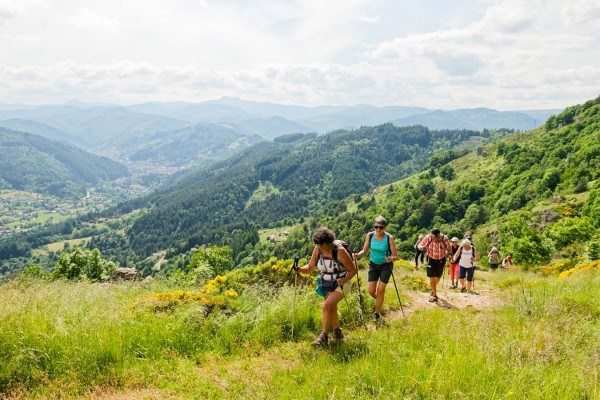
328,337,370,363
298,336,370,363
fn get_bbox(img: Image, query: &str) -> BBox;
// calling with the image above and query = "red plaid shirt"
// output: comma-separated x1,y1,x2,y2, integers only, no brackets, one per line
419,234,450,260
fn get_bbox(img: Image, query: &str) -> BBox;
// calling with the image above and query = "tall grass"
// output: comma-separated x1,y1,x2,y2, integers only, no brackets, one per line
0,270,599,398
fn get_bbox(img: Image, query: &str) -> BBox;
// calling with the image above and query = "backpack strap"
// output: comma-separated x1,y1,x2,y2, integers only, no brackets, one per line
369,231,391,256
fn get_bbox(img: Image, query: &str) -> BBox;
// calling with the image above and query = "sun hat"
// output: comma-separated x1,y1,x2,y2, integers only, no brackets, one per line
461,239,472,246
451,237,459,242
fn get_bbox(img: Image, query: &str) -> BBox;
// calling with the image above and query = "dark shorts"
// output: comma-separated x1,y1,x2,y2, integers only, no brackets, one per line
459,266,475,281
368,262,392,284
489,263,499,270
426,258,445,278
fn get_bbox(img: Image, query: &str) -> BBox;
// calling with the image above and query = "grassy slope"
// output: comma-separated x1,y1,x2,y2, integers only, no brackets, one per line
1,266,599,399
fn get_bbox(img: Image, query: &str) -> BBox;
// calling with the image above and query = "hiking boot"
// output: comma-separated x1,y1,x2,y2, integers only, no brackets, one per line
429,294,437,302
311,332,328,347
461,287,466,293
372,312,381,323
333,327,344,341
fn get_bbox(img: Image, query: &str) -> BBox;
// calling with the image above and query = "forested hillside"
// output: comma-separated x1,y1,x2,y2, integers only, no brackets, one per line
112,124,505,261
0,124,501,272
2,97,598,277
126,122,263,167
0,128,128,198
301,96,600,267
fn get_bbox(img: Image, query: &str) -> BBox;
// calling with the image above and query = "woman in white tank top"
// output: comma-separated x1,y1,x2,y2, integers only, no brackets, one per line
452,239,479,294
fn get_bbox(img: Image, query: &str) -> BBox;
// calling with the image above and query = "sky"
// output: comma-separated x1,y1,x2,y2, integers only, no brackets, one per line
0,0,598,110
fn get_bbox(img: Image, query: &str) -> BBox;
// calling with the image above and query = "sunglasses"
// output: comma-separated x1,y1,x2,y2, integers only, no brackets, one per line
373,225,385,229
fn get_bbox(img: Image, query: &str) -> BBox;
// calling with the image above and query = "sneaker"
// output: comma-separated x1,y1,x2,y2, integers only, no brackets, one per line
372,312,381,323
429,294,436,302
333,327,344,341
311,332,328,347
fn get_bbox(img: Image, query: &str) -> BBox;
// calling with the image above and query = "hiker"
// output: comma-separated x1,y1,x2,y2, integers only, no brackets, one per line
418,227,451,302
295,227,356,346
488,247,500,272
452,239,480,294
449,237,460,288
353,216,398,323
414,234,425,269
502,255,513,269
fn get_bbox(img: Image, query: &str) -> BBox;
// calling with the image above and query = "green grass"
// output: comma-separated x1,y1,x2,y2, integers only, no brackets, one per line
245,181,281,210
0,269,599,399
46,237,92,252
32,212,68,224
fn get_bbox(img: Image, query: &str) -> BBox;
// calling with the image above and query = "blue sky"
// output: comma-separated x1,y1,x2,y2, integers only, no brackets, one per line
0,0,598,110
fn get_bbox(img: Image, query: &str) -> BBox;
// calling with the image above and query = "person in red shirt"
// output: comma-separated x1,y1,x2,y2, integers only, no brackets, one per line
418,228,451,302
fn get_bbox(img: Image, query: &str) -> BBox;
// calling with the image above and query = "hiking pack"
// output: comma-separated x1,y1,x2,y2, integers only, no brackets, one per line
316,239,350,296
489,250,500,264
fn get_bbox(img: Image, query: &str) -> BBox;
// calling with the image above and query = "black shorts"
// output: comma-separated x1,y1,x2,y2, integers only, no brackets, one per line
368,262,392,284
426,258,446,278
489,263,499,270
459,266,475,281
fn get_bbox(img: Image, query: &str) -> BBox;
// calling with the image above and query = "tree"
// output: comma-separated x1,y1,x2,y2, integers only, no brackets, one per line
188,245,234,277
439,165,456,181
545,216,594,249
499,212,554,268
52,247,116,281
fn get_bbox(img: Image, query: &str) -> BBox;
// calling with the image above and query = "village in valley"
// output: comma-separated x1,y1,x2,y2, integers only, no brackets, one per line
0,188,124,237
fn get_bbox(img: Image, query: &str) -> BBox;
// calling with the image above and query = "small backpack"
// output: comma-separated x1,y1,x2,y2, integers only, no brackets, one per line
316,240,350,295
489,251,499,264
317,239,350,273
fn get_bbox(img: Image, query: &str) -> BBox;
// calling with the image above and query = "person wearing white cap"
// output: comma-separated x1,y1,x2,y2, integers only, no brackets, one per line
488,247,500,272
452,239,480,294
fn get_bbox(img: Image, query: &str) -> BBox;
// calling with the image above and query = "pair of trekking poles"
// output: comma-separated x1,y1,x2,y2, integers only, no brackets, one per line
287,248,404,337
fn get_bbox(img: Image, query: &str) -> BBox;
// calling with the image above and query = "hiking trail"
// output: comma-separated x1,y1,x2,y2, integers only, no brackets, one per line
385,269,506,322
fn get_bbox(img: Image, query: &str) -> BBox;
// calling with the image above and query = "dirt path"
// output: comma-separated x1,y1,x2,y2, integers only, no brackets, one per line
386,270,506,322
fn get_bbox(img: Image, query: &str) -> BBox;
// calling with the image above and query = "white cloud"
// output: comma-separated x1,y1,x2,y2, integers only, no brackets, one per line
63,8,120,35
0,0,597,110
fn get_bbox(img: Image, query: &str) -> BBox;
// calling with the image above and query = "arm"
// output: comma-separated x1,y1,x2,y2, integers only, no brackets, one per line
452,246,463,264
386,234,399,263
473,248,480,262
296,246,319,274
353,233,371,260
336,246,357,286
417,235,429,252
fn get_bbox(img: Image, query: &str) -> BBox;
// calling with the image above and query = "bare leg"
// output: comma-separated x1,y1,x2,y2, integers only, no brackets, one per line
430,276,440,296
374,281,388,314
322,291,344,333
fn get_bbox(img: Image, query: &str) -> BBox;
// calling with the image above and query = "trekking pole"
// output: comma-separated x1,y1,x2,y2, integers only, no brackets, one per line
442,258,447,289
288,256,299,339
389,265,405,317
351,248,366,329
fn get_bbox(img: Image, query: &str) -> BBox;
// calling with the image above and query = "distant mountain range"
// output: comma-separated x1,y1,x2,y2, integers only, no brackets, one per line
0,98,560,168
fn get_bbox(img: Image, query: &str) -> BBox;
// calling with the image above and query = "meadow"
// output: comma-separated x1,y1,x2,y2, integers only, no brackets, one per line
0,264,598,399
